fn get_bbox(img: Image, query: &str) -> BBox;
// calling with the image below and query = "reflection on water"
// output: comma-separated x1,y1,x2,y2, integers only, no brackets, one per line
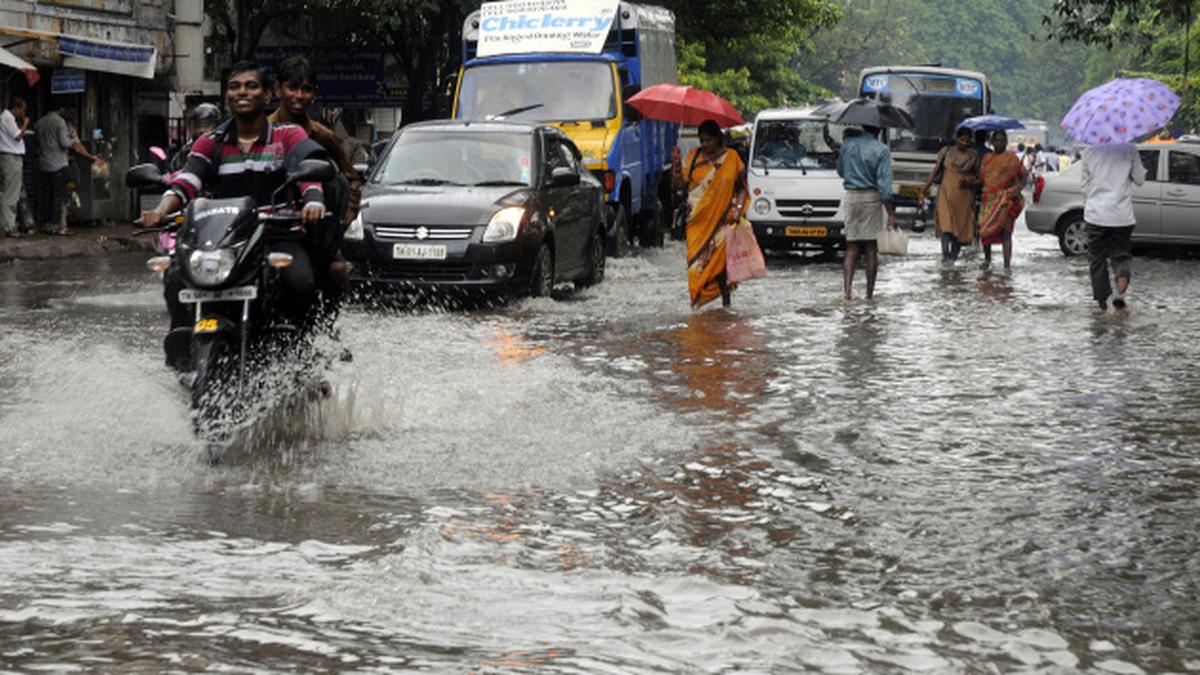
2,234,1200,671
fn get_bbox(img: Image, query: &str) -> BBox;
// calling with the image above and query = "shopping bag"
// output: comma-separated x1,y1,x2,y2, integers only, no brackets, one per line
725,217,767,283
876,225,909,256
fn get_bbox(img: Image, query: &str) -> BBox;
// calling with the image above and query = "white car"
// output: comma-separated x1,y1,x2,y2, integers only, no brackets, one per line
746,107,850,253
1026,142,1200,256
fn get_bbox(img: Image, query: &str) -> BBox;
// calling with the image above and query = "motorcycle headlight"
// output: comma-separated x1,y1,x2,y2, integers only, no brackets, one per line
483,206,526,243
753,198,771,216
345,212,364,240
188,249,236,287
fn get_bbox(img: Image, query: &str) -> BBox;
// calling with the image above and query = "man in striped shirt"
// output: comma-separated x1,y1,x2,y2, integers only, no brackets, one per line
140,61,332,356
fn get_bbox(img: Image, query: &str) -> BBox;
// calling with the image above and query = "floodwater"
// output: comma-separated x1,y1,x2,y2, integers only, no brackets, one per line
1,226,1198,672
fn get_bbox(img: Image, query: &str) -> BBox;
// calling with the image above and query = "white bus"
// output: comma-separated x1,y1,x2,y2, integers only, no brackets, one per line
858,66,992,218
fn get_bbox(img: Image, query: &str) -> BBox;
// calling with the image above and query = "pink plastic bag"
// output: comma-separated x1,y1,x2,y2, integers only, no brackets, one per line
725,218,767,284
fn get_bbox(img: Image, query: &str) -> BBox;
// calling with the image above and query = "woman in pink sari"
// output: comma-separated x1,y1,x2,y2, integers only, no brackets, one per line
978,130,1026,271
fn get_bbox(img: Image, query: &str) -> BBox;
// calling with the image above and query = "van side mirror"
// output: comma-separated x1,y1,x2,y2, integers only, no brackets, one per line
125,163,164,188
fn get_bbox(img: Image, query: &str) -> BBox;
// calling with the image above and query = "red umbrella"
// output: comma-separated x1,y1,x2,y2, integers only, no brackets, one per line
627,84,744,128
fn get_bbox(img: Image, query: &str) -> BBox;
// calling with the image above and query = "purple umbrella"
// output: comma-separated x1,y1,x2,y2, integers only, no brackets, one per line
1061,78,1180,144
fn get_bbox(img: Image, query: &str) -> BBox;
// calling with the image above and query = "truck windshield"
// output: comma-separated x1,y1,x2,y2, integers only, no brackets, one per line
751,119,846,170
457,61,617,122
861,73,985,153
372,132,534,187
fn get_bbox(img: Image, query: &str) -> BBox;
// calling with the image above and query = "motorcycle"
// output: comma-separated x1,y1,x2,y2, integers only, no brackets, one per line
126,158,338,453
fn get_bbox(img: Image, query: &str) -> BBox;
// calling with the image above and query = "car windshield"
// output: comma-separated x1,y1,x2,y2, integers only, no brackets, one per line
751,119,846,170
862,73,985,153
456,61,617,123
372,131,534,187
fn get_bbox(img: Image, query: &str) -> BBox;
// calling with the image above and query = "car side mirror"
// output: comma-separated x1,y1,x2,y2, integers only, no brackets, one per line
289,158,337,184
125,162,164,188
549,166,580,187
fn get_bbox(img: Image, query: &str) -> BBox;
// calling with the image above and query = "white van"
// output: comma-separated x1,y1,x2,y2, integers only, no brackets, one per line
747,107,849,253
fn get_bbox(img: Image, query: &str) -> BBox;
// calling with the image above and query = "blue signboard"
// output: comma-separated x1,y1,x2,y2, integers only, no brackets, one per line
254,46,406,108
51,67,86,94
861,73,983,100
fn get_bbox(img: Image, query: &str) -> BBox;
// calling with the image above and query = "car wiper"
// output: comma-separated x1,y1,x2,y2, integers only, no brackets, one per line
395,178,463,186
473,180,528,187
488,103,545,119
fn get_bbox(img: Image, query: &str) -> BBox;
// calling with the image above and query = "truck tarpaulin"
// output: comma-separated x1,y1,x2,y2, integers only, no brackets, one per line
477,0,620,57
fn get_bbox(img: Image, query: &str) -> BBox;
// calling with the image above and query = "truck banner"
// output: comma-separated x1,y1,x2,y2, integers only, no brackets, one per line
477,0,620,57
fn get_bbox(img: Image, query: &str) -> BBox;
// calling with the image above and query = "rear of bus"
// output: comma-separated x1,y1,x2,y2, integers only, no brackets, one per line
858,67,989,225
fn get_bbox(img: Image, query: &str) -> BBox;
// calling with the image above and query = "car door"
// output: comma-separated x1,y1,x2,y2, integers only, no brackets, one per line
1160,147,1200,243
1131,148,1162,243
541,134,576,278
555,140,595,275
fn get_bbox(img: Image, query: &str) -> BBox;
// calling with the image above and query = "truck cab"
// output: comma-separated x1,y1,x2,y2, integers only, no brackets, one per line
455,2,678,255
747,108,850,253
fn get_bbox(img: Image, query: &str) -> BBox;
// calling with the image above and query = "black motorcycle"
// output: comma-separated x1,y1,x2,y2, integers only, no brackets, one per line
127,159,338,450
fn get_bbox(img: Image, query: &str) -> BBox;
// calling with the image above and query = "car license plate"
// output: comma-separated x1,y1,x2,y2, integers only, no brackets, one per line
785,226,828,237
179,286,258,303
393,244,447,260
899,184,923,199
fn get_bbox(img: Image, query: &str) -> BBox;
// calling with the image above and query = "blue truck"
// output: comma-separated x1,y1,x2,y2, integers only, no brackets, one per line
454,2,678,255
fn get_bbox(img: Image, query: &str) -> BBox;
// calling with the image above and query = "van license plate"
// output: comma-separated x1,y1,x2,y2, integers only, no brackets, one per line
393,244,447,260
785,226,827,238
179,286,258,303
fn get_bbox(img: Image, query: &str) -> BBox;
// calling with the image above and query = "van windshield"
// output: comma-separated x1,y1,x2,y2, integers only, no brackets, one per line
751,119,845,170
457,61,617,123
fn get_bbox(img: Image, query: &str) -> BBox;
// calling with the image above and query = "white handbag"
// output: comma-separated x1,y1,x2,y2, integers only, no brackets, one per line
877,226,909,256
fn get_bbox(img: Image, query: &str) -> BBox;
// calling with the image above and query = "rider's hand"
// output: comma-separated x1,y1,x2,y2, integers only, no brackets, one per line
139,208,166,228
301,202,327,225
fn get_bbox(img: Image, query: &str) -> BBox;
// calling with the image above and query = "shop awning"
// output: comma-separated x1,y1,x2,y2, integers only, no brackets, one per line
0,45,34,71
58,36,156,80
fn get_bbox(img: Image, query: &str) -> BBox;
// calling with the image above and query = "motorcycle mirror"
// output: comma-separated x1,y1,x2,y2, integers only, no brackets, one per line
126,163,165,188
288,159,337,184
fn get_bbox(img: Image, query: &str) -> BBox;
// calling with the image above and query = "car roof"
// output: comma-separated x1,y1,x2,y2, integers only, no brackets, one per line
402,119,545,135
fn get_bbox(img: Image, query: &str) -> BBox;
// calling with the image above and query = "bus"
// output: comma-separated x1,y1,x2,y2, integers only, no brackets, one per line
858,66,991,221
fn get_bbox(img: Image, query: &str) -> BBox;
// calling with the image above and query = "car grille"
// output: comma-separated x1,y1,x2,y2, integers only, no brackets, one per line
369,261,474,282
373,224,475,240
775,199,839,219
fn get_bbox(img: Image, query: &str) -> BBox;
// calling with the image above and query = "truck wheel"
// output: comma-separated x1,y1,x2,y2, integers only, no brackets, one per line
608,204,630,258
637,199,665,248
1057,214,1088,257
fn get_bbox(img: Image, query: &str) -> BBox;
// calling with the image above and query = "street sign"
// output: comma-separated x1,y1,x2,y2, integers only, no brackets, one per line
51,67,86,94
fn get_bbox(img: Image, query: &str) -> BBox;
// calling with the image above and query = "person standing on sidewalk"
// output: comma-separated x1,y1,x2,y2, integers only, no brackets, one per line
0,97,29,238
34,100,101,236
836,125,896,300
1081,142,1146,310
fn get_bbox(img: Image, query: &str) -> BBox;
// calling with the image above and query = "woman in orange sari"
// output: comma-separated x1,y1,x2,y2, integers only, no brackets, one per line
978,130,1026,271
672,119,748,309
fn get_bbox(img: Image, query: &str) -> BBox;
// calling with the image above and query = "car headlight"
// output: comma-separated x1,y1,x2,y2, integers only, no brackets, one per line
188,249,236,287
483,206,526,243
753,197,771,216
345,212,364,240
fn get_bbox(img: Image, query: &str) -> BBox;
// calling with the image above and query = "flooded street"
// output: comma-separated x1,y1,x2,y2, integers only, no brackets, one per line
2,226,1199,672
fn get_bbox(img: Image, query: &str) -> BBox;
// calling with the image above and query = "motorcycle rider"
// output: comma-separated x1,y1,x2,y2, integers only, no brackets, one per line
168,102,222,172
140,61,333,369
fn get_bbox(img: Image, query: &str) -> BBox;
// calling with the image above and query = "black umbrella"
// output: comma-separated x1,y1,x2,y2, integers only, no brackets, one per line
812,98,917,130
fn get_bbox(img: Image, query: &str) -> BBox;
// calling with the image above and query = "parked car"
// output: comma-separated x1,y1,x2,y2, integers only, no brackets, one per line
1026,142,1200,256
746,107,850,253
343,120,607,297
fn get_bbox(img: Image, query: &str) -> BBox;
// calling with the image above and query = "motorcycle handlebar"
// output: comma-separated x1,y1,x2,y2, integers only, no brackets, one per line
132,211,183,235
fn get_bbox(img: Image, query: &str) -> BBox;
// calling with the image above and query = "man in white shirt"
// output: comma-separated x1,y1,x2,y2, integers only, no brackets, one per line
1081,143,1147,310
0,97,29,238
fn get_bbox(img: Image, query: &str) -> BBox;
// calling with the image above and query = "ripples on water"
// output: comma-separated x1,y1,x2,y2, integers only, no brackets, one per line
1,230,1198,671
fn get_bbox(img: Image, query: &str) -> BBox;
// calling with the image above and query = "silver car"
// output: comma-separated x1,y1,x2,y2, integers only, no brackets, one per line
1026,142,1200,256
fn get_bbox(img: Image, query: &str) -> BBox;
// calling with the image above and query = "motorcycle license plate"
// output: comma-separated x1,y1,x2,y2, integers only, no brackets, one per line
179,286,258,303
785,226,827,238
393,244,447,260
194,319,219,333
